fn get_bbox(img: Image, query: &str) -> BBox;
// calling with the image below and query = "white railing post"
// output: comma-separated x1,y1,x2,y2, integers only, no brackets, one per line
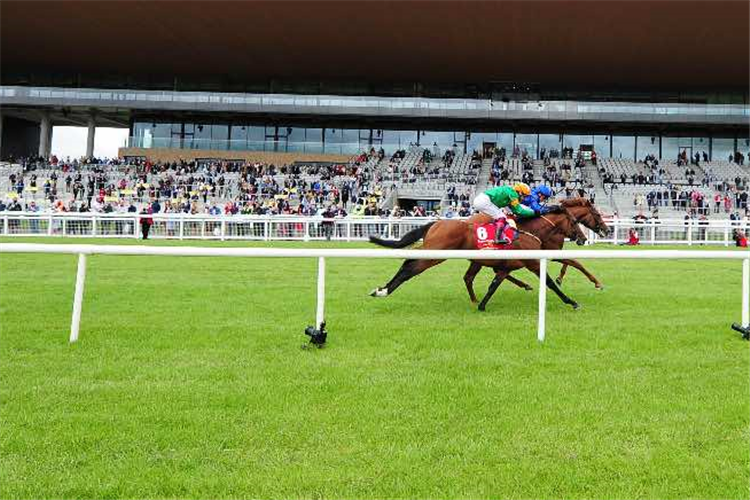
47,215,53,236
2,215,7,235
134,216,140,239
687,223,692,246
650,222,656,245
304,221,310,242
70,253,87,343
724,225,730,247
220,219,226,241
346,220,351,242
316,257,326,329
537,258,548,342
92,215,97,236
612,220,619,245
62,219,67,236
743,258,749,328
179,218,184,240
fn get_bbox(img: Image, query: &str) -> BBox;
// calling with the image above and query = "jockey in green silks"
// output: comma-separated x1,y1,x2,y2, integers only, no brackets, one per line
472,183,535,245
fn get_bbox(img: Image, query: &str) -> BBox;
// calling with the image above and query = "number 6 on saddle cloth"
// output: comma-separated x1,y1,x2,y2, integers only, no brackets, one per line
474,218,517,250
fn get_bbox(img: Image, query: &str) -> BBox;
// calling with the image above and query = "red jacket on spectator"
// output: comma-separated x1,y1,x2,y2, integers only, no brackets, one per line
627,229,640,245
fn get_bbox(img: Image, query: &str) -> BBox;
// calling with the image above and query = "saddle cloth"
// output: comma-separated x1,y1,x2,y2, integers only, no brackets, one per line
474,222,514,250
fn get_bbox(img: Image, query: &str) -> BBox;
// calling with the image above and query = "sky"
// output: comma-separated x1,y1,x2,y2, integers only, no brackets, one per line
50,126,129,160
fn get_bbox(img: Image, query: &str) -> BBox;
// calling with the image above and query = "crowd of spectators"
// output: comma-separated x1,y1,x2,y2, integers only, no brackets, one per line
1,152,392,217
631,187,749,216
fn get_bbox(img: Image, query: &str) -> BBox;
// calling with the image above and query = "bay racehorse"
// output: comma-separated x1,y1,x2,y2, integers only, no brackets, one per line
369,207,587,310
462,198,611,304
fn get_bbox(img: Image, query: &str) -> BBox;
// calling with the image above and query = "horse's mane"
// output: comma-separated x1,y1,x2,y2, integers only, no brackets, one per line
560,197,592,208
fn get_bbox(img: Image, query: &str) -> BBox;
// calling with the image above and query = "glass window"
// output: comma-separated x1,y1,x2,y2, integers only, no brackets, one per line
420,130,456,149
210,124,228,150
230,125,248,151
636,135,659,161
661,136,679,162
539,133,562,157
324,128,343,144
211,124,228,140
305,128,322,144
286,126,305,143
152,122,171,138
740,136,750,155
593,135,610,157
151,123,172,148
467,132,497,155
563,134,594,151
380,130,417,152
515,133,538,159
248,126,265,142
668,136,709,162
691,137,710,161
712,137,736,161
341,129,360,145
194,123,211,150
611,135,635,160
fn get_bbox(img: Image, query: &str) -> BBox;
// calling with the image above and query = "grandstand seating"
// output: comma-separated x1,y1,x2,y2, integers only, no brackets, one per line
2,147,748,220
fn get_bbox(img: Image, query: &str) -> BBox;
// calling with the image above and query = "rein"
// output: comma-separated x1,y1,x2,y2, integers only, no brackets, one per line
518,230,542,244
539,215,556,228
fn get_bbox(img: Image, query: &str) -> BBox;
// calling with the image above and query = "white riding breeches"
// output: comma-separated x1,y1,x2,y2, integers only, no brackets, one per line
472,193,507,220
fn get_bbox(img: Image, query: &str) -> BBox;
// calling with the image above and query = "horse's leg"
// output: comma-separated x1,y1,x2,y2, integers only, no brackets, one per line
477,269,509,312
525,260,580,310
463,261,483,303
555,262,569,285
370,258,445,297
555,259,604,290
505,274,533,291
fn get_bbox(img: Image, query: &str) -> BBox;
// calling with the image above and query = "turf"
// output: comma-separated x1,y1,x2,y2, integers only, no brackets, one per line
1,237,748,499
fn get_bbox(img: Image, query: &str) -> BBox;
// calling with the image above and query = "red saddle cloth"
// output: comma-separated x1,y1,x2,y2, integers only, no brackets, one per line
474,222,514,250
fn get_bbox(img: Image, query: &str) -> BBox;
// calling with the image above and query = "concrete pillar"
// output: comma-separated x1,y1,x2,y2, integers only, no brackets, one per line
38,112,51,159
86,116,96,158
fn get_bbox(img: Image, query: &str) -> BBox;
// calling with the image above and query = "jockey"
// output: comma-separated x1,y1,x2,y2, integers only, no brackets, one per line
522,185,554,215
472,183,535,245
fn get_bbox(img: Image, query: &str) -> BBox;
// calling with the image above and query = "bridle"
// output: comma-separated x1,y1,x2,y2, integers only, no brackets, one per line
538,212,583,241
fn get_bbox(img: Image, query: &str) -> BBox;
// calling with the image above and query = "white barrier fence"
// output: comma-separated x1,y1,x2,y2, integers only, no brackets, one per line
0,243,748,343
1,212,749,246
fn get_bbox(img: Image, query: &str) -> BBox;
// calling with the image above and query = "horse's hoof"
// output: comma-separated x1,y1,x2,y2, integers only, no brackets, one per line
478,304,486,312
524,286,534,291
555,277,563,285
571,302,581,310
595,285,604,291
370,287,388,298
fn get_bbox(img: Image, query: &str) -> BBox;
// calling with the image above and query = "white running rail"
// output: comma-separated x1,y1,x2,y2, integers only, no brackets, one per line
1,212,749,246
0,243,748,343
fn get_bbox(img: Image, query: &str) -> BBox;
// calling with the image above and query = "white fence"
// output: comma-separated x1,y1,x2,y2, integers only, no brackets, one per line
1,212,749,246
0,243,747,344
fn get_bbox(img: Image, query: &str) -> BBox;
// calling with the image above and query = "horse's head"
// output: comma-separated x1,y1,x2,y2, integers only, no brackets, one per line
561,198,610,238
558,207,588,246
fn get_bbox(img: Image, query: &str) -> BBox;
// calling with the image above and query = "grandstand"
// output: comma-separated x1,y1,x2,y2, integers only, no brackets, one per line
2,2,750,499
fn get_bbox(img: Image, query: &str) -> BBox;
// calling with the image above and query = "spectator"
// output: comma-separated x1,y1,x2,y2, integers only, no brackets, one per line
140,206,153,240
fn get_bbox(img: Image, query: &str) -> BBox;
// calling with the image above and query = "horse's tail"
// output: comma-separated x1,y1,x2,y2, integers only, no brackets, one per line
369,221,436,248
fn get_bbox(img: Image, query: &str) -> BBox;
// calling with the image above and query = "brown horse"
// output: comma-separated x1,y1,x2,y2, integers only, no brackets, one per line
462,198,610,304
369,207,588,309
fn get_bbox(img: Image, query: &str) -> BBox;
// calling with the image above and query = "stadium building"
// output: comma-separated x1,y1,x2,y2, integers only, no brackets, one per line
1,0,749,216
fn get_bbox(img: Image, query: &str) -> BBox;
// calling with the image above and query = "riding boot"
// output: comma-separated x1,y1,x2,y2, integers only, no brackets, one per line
494,220,512,246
